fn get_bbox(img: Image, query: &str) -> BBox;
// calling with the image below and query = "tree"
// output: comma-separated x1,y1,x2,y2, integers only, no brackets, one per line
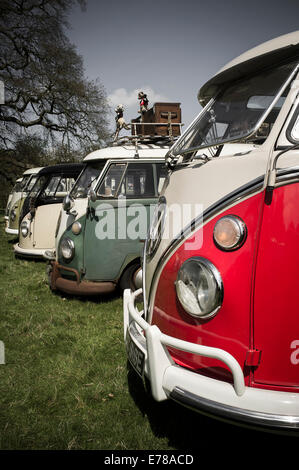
0,0,111,151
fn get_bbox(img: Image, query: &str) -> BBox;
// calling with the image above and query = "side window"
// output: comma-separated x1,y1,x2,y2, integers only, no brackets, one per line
156,164,167,195
97,163,126,197
28,176,47,198
66,178,76,192
57,178,66,193
42,176,62,196
56,177,75,196
119,163,155,198
40,176,74,198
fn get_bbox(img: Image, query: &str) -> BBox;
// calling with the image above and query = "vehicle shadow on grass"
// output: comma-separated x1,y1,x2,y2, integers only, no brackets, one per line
50,287,121,305
5,238,47,263
6,236,18,245
127,366,299,452
14,254,46,263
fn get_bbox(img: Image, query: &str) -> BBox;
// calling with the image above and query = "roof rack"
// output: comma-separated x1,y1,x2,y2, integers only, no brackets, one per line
130,120,183,138
112,102,184,155
108,133,180,159
112,124,182,145
112,122,183,145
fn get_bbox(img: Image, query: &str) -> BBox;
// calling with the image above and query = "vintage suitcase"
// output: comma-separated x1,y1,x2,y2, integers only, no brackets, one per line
131,102,181,137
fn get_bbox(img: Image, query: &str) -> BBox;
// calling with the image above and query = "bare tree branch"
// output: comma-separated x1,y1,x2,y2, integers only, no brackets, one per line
0,0,111,152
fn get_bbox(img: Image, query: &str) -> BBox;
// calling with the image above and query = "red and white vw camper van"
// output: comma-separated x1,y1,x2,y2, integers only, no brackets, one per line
124,32,299,429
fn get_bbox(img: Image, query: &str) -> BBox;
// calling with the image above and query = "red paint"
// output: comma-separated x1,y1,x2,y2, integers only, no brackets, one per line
245,349,262,367
152,192,264,386
253,183,299,390
151,185,299,392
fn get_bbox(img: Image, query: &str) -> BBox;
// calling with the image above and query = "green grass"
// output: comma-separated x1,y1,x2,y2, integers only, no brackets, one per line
0,216,298,451
0,217,181,450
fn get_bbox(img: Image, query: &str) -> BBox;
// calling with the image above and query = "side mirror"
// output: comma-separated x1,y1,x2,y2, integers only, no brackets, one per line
88,188,97,203
62,194,74,213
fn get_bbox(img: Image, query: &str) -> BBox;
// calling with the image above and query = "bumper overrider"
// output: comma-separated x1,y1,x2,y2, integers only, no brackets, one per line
124,288,299,430
50,260,116,296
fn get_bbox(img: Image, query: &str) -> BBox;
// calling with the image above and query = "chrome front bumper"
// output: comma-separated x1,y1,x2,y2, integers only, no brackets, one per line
50,261,116,296
5,227,18,235
13,243,47,258
124,288,299,430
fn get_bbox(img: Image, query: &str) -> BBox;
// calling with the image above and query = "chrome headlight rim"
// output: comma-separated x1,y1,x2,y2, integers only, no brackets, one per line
213,215,247,252
20,221,29,238
60,237,75,262
175,256,224,320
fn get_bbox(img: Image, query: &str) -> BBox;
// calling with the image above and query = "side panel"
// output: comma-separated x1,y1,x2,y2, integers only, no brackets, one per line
253,183,299,389
55,199,88,253
83,198,155,281
32,203,62,249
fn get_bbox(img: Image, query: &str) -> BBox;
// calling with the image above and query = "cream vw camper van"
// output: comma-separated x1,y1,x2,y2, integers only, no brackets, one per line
14,163,83,258
5,167,43,236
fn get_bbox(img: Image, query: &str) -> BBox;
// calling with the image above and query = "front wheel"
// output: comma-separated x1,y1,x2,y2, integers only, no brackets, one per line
119,263,142,292
46,262,54,290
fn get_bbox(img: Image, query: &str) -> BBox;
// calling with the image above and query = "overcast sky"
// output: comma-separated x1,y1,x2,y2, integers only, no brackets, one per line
68,0,299,133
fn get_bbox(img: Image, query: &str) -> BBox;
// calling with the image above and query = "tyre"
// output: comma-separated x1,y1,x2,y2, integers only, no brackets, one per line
119,262,141,292
46,262,53,289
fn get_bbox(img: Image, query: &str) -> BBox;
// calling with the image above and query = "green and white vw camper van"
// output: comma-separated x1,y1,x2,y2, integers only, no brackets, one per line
48,102,182,296
48,138,171,296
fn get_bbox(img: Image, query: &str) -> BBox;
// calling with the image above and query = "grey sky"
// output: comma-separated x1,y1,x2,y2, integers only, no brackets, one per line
68,0,299,132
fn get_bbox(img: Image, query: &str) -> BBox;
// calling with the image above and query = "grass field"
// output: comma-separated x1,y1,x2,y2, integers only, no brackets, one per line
0,215,298,451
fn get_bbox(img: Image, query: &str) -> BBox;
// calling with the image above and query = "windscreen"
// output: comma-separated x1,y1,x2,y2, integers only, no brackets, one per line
172,62,298,157
12,181,23,193
70,161,106,198
21,174,77,221
27,175,47,199
20,175,31,191
25,175,39,192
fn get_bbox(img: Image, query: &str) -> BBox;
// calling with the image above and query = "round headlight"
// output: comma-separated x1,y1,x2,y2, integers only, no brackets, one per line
60,237,75,261
71,221,82,235
213,215,247,251
10,209,16,221
175,257,223,319
20,221,29,238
